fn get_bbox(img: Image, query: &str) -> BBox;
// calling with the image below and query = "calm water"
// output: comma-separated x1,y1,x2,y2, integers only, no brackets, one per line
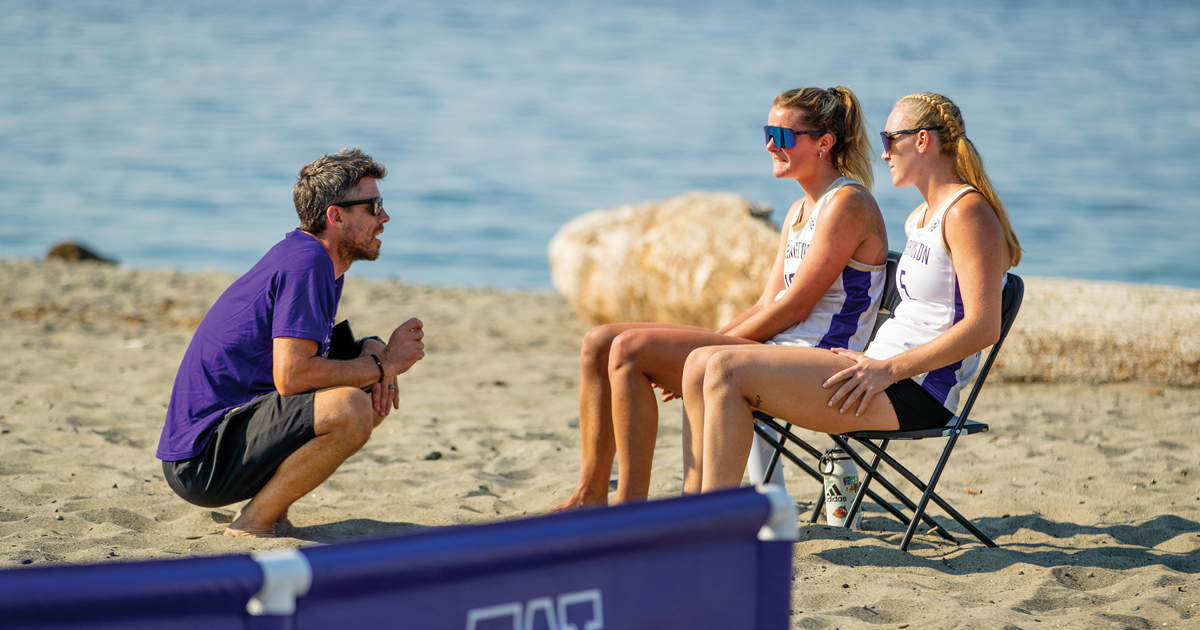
2,1,1198,289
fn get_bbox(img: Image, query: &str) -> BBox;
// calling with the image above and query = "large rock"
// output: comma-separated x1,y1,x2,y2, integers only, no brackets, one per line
996,277,1200,386
549,192,778,329
46,242,116,264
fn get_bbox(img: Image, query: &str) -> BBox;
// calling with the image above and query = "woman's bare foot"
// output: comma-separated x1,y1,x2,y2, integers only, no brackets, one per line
545,488,608,515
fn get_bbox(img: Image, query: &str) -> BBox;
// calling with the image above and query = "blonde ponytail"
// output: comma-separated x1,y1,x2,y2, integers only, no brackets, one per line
773,86,875,191
831,87,875,191
898,93,1022,266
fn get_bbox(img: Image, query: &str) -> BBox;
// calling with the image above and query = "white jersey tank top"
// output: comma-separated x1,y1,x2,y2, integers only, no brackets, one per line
865,184,983,413
766,177,886,351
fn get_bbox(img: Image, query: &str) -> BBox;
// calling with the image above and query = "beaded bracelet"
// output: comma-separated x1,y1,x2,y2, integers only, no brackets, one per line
369,354,385,384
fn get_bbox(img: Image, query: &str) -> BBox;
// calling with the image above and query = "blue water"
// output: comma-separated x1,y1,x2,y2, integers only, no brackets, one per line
2,1,1198,289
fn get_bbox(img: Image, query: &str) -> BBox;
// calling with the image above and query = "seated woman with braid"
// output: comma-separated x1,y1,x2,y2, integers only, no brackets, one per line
684,92,1022,493
550,86,889,511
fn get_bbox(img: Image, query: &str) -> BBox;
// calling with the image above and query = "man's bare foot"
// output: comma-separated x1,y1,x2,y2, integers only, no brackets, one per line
224,525,277,539
231,508,293,528
226,508,291,538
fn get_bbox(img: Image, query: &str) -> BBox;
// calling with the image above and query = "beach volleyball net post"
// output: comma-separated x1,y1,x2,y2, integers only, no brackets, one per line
0,486,796,630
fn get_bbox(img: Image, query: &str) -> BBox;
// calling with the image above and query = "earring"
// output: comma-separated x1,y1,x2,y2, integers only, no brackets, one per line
819,150,824,158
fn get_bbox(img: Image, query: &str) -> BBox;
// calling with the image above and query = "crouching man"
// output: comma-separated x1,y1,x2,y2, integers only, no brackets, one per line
157,148,424,538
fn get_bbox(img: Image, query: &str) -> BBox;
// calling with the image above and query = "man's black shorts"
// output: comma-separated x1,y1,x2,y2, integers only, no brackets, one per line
162,391,316,508
883,378,955,431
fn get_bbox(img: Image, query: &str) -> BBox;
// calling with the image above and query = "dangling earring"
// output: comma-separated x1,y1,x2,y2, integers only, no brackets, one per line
819,150,824,158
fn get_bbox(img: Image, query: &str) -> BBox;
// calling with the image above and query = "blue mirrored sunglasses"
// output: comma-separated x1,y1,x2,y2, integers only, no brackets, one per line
764,125,826,149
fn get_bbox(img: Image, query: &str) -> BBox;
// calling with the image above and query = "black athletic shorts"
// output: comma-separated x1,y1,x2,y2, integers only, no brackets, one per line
162,391,317,508
883,378,954,431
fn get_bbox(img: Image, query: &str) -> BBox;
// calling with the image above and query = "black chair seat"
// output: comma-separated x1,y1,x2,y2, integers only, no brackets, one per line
844,419,989,441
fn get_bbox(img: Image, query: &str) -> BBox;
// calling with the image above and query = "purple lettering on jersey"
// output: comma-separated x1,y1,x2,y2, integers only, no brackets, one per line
902,239,931,265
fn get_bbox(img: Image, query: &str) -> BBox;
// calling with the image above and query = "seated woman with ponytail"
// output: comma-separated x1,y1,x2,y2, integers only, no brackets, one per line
549,86,889,511
684,92,1022,493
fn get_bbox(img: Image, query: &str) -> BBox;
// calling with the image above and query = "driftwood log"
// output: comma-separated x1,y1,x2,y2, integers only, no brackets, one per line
996,277,1200,386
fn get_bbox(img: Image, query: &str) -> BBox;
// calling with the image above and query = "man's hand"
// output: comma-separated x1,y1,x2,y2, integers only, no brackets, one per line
359,337,397,417
368,374,399,417
380,318,425,379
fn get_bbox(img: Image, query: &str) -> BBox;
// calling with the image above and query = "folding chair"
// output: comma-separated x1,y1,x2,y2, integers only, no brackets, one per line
752,251,1025,551
753,252,920,529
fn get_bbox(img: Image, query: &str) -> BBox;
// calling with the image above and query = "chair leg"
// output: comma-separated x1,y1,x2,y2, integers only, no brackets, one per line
843,440,884,529
831,436,958,544
843,435,989,548
753,418,919,530
758,427,786,485
762,448,782,484
841,440,951,540
898,430,998,551
809,486,825,523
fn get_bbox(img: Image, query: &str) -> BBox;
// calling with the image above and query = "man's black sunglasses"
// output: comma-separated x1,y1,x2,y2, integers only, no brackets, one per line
333,197,384,216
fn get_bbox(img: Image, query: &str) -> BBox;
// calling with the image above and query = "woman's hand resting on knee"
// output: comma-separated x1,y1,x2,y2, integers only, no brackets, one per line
823,349,897,416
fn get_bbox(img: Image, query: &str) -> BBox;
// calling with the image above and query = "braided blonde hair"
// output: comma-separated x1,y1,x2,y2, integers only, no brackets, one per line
774,86,875,191
897,93,1022,266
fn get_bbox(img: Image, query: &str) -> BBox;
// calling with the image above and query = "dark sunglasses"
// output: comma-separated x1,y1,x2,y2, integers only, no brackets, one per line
879,126,944,152
764,125,827,149
333,196,384,216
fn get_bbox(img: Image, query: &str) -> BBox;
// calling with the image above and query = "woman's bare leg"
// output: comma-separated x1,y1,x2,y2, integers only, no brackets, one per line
680,345,727,494
607,330,758,504
700,346,900,492
682,343,809,494
549,322,712,513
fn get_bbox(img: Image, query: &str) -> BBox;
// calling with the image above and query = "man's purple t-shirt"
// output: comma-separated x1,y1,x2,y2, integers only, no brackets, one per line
157,230,344,460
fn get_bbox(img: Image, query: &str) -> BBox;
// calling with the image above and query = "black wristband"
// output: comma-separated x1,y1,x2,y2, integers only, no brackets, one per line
369,354,385,384
356,336,384,355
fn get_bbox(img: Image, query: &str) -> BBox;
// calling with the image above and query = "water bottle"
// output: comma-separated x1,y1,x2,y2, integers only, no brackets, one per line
820,448,862,530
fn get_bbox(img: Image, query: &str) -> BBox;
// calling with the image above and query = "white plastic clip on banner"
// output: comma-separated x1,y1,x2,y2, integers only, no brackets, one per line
247,549,313,616
755,484,799,541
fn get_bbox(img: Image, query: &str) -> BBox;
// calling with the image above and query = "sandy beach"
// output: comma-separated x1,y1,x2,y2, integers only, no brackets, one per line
1,259,1197,628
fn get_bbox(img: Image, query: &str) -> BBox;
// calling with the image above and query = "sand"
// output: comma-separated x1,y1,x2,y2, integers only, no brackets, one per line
1,259,1197,628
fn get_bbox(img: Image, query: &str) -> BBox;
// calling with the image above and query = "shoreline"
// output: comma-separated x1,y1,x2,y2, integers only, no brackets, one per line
1,260,1197,627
